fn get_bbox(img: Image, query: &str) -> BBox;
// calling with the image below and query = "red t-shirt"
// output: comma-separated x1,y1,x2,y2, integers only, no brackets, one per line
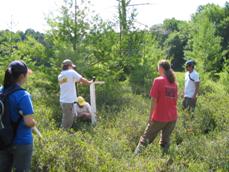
150,76,178,122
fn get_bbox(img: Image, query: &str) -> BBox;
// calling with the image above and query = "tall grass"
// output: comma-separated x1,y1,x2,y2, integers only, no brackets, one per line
29,74,229,172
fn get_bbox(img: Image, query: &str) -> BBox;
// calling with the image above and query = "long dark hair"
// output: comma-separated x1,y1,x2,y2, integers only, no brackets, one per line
3,60,28,89
158,60,176,83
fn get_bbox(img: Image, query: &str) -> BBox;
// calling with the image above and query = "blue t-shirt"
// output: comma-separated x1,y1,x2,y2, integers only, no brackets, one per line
1,85,34,145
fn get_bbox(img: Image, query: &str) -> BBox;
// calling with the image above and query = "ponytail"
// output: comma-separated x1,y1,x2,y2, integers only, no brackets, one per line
164,69,176,83
2,61,28,89
3,68,14,89
158,60,176,83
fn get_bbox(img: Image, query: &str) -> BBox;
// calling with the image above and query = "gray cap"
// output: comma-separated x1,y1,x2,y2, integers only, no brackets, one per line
62,59,76,68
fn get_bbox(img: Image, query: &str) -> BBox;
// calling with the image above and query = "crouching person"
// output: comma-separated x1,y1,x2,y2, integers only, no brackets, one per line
135,60,178,155
74,96,96,125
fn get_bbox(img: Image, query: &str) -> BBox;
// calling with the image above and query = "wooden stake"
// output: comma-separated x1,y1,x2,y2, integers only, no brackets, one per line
90,81,105,114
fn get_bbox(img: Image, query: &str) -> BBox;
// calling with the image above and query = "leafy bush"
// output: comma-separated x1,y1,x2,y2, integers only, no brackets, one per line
0,2,229,171
0,58,228,171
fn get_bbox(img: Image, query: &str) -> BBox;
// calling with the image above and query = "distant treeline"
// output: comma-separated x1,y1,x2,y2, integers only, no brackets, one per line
0,1,228,94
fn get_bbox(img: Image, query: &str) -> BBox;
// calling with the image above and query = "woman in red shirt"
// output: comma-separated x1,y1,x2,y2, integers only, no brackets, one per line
135,60,178,155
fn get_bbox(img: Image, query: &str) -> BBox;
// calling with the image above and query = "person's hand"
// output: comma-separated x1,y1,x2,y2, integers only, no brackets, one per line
33,119,37,126
192,95,197,100
82,112,90,116
88,80,93,85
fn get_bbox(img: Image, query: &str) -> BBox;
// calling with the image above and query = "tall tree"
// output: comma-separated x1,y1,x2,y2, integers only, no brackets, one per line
47,0,90,53
162,19,190,71
192,3,229,71
117,0,136,34
185,15,222,73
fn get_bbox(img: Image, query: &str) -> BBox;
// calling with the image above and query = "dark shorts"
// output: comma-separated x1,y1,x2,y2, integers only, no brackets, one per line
182,97,197,112
0,144,33,172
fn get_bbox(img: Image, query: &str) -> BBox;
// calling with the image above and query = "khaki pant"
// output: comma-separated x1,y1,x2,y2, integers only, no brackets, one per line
60,103,74,129
135,120,176,154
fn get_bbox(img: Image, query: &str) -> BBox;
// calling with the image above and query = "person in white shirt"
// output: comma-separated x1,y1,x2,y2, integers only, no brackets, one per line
183,60,200,113
74,96,96,125
58,59,92,129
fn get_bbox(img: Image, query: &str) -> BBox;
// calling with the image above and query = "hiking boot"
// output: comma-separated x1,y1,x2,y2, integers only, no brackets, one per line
160,144,169,156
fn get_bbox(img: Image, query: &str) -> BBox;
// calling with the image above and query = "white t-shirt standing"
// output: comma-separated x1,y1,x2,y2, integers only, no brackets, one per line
184,70,200,98
58,69,82,103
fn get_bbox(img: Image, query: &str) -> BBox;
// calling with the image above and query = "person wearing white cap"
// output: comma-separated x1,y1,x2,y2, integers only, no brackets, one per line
58,59,92,129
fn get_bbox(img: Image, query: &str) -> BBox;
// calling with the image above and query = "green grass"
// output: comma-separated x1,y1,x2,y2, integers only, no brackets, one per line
28,74,229,172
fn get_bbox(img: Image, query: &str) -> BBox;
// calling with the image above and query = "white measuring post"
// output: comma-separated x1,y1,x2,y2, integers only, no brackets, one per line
90,81,105,115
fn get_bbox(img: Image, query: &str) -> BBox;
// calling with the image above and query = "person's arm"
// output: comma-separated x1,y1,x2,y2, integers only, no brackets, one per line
80,112,91,116
182,89,185,99
73,71,92,85
18,92,35,128
193,82,200,99
149,78,159,123
148,98,156,123
79,77,93,85
81,104,93,116
23,115,36,128
192,72,200,99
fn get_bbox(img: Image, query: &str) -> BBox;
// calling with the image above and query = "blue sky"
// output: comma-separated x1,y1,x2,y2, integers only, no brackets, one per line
0,0,226,32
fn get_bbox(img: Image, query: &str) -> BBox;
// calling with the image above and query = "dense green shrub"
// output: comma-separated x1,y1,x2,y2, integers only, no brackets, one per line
29,75,229,171
0,2,229,171
0,48,228,172
0,59,228,171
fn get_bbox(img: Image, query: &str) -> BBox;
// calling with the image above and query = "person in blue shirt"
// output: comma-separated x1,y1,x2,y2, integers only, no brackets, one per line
0,60,36,172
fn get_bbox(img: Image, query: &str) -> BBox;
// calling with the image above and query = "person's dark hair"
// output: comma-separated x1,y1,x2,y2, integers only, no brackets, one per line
186,64,194,69
158,60,176,83
3,60,28,89
76,102,83,108
62,64,70,71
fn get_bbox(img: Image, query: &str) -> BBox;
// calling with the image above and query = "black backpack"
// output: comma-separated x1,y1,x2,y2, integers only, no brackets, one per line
0,86,24,150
